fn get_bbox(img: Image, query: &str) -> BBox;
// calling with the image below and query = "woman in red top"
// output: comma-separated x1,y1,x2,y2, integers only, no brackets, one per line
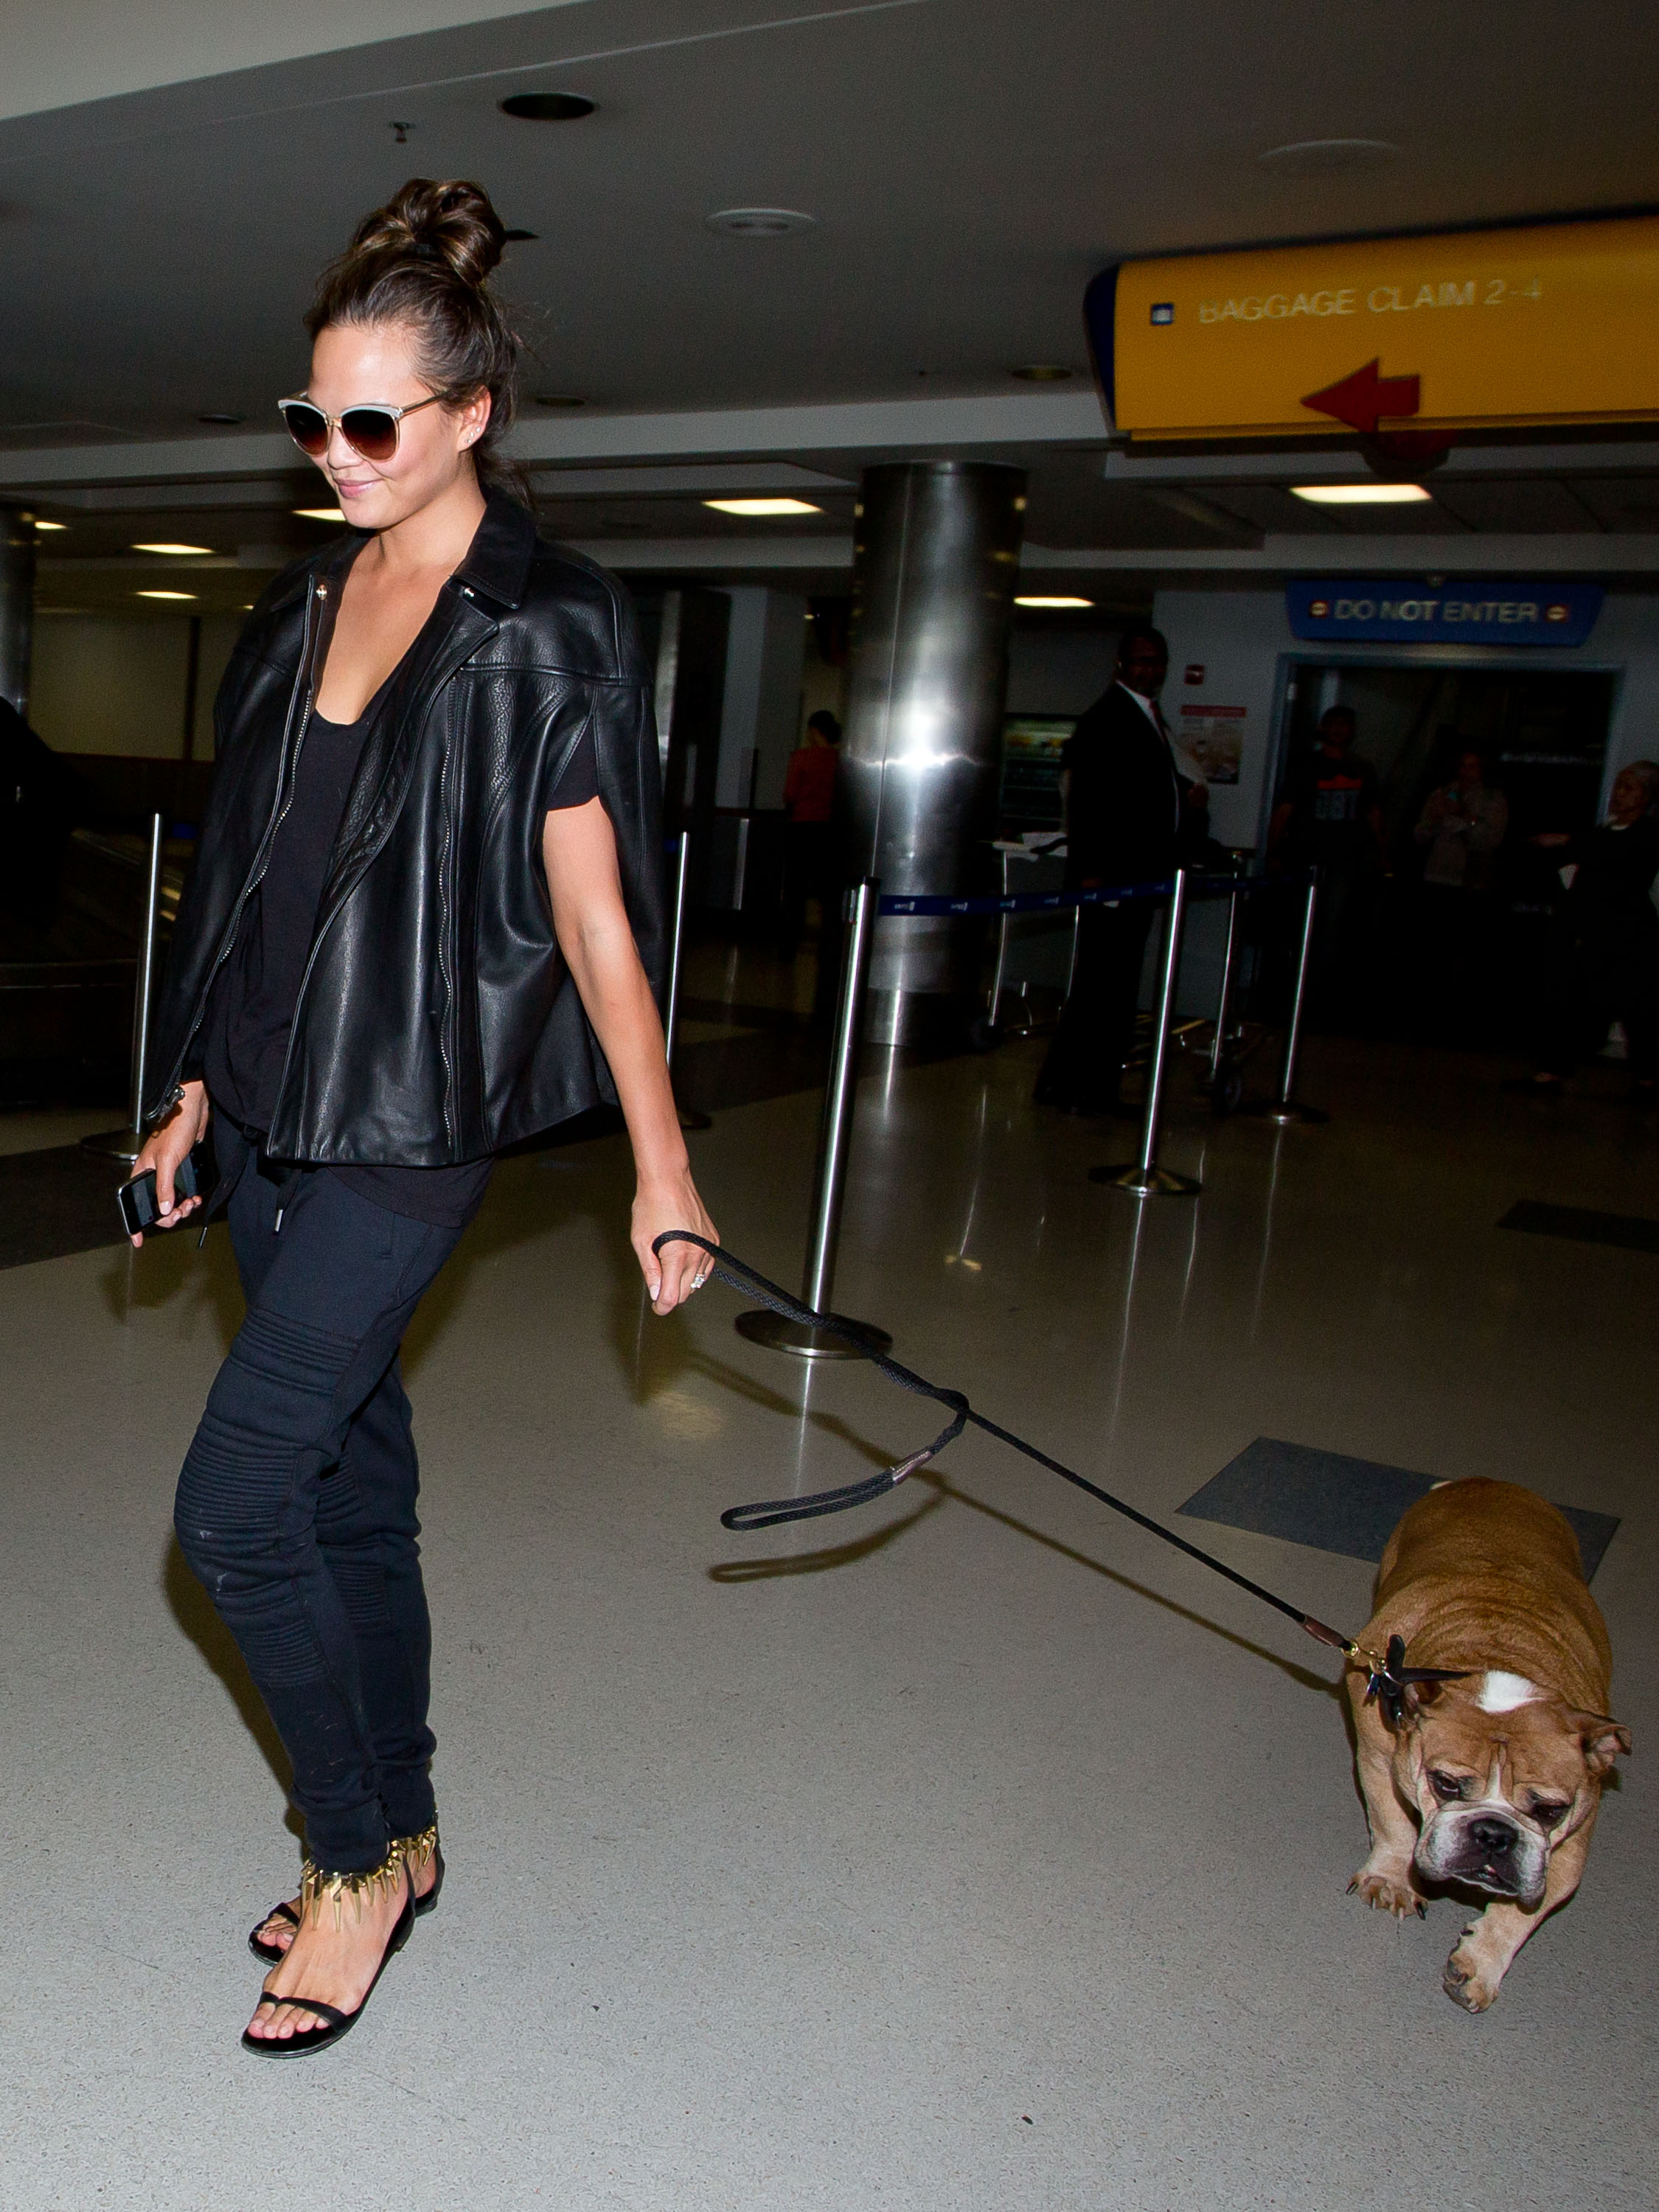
781,709,841,953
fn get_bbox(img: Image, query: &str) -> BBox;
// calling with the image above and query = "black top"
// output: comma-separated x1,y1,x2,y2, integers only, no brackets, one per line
1278,748,1382,874
1061,682,1183,890
1559,815,1659,954
201,691,600,1225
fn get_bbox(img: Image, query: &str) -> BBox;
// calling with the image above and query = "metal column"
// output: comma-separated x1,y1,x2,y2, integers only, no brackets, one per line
0,506,36,714
839,461,1026,1046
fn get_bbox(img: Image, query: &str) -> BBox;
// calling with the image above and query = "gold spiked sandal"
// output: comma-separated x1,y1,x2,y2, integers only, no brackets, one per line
241,1845,414,2059
247,1821,443,1963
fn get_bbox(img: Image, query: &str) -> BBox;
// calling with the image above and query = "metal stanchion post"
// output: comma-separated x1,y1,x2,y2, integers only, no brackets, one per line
1242,872,1329,1126
664,828,712,1132
737,877,892,1358
1208,881,1243,1090
83,812,165,1164
1088,869,1203,1197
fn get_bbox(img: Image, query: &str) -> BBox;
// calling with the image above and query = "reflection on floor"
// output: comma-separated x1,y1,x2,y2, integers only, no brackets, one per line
0,1023,1653,2209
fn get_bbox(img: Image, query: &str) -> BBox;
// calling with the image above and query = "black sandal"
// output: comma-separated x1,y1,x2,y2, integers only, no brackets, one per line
242,1854,414,2060
247,1823,443,1963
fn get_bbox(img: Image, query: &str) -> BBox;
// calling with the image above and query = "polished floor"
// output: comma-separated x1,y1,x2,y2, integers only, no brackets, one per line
0,989,1654,2208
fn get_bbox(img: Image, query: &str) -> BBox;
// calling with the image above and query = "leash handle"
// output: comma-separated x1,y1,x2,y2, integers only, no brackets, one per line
654,1231,969,1535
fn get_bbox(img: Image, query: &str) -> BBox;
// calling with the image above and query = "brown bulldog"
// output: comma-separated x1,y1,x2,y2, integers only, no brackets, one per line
1346,1476,1630,2011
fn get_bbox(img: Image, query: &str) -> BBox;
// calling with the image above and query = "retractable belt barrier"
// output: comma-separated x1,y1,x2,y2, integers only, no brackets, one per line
877,869,1272,920
655,1229,1463,1720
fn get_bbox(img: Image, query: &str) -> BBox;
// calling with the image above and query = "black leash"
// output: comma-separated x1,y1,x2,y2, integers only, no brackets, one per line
655,1231,1467,1717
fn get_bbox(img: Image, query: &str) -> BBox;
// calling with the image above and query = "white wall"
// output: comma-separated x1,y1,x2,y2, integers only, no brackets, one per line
715,586,809,807
29,612,240,758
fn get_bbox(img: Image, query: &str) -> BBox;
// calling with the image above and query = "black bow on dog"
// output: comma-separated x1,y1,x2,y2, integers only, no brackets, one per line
1363,1634,1471,1728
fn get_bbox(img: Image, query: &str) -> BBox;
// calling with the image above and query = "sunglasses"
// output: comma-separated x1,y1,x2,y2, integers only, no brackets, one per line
277,392,444,464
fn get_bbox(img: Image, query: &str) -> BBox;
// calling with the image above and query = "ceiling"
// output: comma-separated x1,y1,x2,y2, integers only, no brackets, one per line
5,0,1659,609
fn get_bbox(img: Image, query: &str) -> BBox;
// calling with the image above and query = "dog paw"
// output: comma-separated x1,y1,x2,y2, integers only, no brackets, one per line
1348,1868,1425,1919
1443,1941,1500,2013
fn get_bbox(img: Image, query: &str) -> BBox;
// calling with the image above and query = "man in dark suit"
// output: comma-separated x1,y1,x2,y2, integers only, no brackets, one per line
1036,625,1203,1114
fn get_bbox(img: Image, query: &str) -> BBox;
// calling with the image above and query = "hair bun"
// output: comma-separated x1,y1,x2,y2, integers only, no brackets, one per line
348,177,506,289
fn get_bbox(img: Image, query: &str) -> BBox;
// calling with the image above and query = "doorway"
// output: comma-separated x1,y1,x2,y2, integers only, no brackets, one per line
1267,659,1618,1048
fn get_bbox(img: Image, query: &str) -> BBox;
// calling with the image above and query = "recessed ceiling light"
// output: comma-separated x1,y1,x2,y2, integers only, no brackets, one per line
136,589,197,601
33,518,67,532
703,497,822,517
533,394,586,408
1016,594,1095,609
198,412,246,425
295,506,346,522
1259,139,1398,175
133,542,213,555
705,208,815,237
501,92,594,122
1292,483,1433,504
1010,365,1076,382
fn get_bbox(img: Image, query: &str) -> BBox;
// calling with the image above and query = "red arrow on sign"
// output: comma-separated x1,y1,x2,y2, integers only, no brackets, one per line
1301,359,1421,434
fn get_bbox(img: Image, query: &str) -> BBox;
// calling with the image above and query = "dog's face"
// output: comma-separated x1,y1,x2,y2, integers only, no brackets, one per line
1395,1672,1630,1907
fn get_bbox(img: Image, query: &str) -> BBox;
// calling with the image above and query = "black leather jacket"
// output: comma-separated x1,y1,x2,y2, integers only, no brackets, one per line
147,497,664,1163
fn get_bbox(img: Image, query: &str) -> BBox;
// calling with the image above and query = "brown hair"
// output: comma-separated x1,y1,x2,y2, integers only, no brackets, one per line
305,178,526,503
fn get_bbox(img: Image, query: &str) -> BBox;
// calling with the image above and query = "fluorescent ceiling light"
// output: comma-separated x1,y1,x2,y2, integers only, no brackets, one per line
703,497,821,517
133,541,213,555
295,505,346,521
1016,594,1094,609
1290,483,1433,504
137,589,197,601
33,519,68,532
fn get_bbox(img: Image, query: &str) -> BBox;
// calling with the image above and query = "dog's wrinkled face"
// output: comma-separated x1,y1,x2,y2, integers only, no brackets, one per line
1396,1672,1630,1907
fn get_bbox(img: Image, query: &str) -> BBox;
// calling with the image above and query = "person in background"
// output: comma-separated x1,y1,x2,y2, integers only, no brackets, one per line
1415,748,1508,893
1036,625,1206,1116
780,709,841,954
0,695,79,926
1509,759,1659,1100
1267,704,1386,1018
1412,748,1508,1035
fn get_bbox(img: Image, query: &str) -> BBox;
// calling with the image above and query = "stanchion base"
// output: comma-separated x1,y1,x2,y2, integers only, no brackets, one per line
80,1127,143,1164
1088,1161,1203,1197
734,1309,893,1360
1238,1099,1329,1126
676,1105,714,1132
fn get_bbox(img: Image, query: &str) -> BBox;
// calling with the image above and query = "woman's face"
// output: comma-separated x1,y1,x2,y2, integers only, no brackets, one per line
304,319,490,532
1610,768,1652,824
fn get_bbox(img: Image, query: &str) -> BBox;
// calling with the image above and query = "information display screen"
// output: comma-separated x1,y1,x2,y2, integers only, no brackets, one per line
1088,215,1659,441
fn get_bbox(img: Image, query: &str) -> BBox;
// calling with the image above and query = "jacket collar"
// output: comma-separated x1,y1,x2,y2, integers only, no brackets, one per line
265,493,536,622
455,494,537,611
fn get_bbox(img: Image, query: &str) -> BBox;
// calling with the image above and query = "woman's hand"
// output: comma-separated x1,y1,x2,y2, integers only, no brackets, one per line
128,1079,209,1248
632,1169,719,1315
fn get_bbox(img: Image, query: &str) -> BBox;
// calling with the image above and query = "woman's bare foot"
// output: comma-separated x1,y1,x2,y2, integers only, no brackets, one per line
252,1840,439,1957
245,1870,411,2043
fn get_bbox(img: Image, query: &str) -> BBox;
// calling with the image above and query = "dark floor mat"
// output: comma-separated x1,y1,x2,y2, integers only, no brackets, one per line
1499,1200,1659,1254
1178,1438,1619,1580
0,1142,135,1270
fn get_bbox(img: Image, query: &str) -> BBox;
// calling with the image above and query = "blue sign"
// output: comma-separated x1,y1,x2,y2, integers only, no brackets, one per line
1286,580,1603,647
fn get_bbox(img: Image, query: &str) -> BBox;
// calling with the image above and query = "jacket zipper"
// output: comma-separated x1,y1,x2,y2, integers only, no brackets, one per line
155,577,327,1118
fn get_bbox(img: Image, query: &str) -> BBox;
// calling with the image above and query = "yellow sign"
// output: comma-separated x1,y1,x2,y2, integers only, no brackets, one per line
1092,215,1659,440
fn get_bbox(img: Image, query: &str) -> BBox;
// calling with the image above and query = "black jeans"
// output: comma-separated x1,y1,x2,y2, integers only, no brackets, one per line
1540,929,1659,1081
1038,901,1158,1108
174,1120,466,1873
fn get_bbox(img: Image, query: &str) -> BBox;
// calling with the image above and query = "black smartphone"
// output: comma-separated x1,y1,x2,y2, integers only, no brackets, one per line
117,1153,198,1237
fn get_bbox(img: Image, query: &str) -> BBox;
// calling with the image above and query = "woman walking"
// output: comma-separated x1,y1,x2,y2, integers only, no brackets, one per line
133,178,717,2056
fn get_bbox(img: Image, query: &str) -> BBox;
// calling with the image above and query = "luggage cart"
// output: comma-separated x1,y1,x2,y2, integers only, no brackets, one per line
970,838,1077,1051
